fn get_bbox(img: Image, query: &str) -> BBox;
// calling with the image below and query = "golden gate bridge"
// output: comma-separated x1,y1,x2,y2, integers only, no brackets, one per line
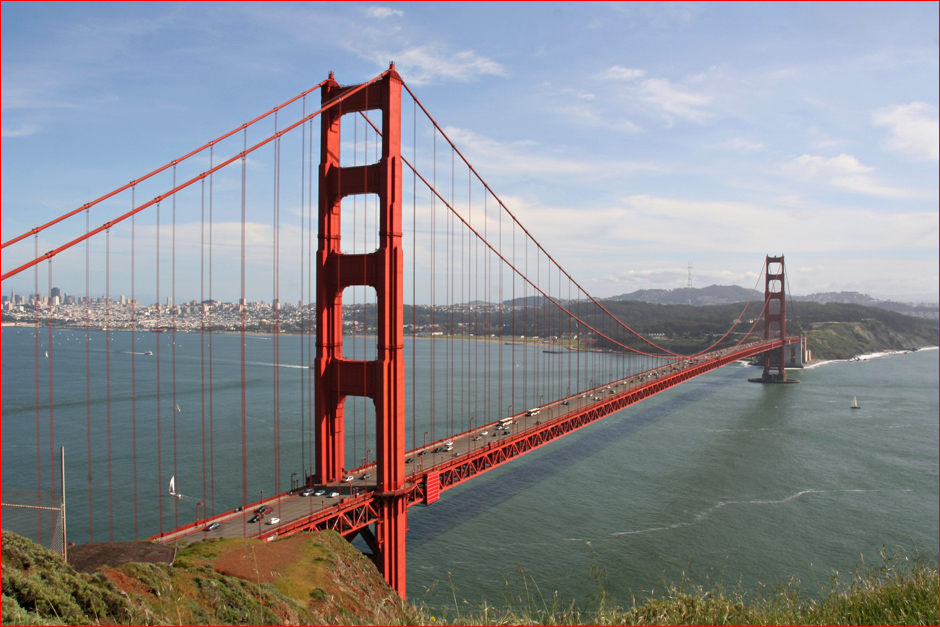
0,65,800,598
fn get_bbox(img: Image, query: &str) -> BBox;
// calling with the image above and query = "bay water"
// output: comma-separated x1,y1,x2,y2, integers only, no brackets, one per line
2,326,936,609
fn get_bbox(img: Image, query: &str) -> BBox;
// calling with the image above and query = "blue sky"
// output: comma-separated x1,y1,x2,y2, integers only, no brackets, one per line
3,2,938,303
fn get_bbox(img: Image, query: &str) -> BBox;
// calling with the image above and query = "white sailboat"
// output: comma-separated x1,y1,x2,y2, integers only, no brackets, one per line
168,476,182,498
850,396,860,409
176,403,181,413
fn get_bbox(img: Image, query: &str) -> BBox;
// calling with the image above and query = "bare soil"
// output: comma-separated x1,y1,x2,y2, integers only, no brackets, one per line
211,533,311,584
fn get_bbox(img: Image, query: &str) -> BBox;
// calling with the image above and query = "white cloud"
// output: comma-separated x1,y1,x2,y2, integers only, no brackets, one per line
637,77,712,122
440,125,660,178
792,154,872,177
599,66,646,81
1,123,40,138
787,153,915,199
725,137,764,152
376,47,506,85
549,103,643,133
367,6,404,18
872,102,939,162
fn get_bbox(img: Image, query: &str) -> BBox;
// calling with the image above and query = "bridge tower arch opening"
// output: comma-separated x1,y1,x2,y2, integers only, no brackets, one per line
314,66,408,596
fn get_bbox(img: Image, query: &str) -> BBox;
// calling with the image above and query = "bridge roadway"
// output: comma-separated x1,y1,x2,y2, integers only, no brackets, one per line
153,337,798,546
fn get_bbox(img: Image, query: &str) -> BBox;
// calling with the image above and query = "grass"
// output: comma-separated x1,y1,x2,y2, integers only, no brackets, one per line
3,531,935,625
411,550,938,626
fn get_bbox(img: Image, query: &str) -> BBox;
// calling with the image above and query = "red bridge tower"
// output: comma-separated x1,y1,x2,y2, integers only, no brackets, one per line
750,255,799,384
314,67,408,596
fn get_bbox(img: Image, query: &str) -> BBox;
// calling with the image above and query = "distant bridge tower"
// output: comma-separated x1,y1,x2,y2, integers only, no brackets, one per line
314,66,408,596
750,255,798,384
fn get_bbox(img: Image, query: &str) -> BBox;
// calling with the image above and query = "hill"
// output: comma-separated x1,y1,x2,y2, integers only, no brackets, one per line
610,284,754,306
0,530,416,625
3,532,936,626
609,285,939,319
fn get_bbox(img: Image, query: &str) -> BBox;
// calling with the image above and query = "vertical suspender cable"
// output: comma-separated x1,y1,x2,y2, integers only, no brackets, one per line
46,263,56,514
131,193,139,539
33,235,42,543
299,97,307,485
208,148,216,515
85,209,93,541
156,200,164,532
240,128,249,533
411,96,417,458
430,128,436,442
307,117,314,483
171,167,179,529
273,111,281,503
200,178,207,515
105,230,113,540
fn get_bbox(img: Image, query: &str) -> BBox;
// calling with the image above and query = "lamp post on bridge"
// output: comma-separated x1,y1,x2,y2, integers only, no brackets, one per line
196,502,203,529
470,416,476,451
422,431,429,472
291,472,297,492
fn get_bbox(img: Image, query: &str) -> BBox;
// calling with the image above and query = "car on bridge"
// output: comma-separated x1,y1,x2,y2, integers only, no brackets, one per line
249,514,263,523
267,518,280,525
256,505,273,515
300,488,315,496
205,522,220,531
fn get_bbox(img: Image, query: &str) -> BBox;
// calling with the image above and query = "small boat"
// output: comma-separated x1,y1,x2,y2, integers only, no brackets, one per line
144,350,153,356
176,403,181,413
850,396,860,410
168,476,182,498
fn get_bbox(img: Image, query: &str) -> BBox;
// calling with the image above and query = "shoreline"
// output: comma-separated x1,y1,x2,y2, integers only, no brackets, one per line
803,346,938,370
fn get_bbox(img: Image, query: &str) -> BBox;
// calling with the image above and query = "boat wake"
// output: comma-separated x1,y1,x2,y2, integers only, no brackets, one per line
611,488,888,537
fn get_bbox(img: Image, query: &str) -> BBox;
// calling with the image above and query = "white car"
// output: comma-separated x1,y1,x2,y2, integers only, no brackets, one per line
266,517,280,525
328,491,339,498
343,475,355,482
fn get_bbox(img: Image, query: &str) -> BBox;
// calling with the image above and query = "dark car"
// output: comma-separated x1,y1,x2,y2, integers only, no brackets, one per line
205,522,220,531
249,514,262,523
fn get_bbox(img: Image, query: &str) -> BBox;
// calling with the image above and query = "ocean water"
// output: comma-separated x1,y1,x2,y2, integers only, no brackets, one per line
404,348,938,609
2,327,937,609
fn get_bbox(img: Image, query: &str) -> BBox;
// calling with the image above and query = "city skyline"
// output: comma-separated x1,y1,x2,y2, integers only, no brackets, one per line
3,2,938,303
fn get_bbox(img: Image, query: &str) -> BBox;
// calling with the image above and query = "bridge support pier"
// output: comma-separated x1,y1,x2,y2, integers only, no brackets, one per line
315,66,409,597
750,255,799,384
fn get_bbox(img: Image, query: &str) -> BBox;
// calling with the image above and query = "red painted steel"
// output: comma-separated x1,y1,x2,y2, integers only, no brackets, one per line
760,256,788,381
425,472,441,505
314,66,408,598
153,340,799,539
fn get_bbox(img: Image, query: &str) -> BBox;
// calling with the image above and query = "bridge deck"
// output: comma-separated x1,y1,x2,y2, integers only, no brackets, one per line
152,338,798,545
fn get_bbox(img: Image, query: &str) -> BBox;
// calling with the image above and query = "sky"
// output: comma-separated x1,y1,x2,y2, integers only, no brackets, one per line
2,2,938,303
